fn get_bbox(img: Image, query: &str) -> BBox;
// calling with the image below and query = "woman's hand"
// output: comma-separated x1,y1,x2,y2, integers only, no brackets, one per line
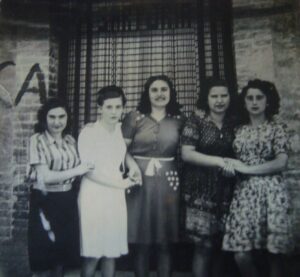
225,158,248,174
128,166,143,186
76,162,95,176
221,158,236,177
217,158,235,177
123,177,141,189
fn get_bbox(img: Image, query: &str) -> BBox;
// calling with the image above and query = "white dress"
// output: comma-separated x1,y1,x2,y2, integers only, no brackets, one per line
78,121,128,258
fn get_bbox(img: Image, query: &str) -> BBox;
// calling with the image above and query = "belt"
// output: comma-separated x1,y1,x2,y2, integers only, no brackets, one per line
33,183,72,192
134,156,174,176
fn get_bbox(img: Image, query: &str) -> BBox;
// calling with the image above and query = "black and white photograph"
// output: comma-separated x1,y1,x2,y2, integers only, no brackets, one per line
0,0,299,276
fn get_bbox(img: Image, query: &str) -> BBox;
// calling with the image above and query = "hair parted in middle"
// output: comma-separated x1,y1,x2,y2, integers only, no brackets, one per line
96,85,127,106
196,77,237,116
34,97,71,136
137,75,182,116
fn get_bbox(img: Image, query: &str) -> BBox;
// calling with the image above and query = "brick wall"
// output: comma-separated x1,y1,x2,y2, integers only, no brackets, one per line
232,0,300,249
0,20,51,240
0,0,299,249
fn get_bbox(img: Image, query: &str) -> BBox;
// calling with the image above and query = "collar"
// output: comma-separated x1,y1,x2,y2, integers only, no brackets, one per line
44,131,69,146
44,130,57,145
194,109,232,129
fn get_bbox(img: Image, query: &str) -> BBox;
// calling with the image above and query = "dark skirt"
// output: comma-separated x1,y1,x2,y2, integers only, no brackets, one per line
126,159,180,244
28,188,80,271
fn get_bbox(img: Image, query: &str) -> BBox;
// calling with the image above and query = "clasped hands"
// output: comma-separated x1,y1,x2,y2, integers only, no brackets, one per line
220,158,247,177
126,165,143,188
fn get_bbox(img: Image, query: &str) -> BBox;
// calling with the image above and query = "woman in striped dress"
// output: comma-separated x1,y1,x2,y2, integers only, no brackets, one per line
27,98,94,277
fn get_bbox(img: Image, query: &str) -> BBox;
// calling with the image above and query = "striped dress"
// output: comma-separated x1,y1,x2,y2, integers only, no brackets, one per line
27,131,81,271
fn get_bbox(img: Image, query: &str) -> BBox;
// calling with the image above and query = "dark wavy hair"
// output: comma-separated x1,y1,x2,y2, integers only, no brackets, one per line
137,75,181,115
238,79,280,124
197,78,237,116
97,85,127,106
34,97,71,136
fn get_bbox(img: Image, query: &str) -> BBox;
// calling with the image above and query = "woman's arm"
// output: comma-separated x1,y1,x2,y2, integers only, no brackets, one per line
29,133,94,186
124,138,132,147
182,145,227,168
182,145,235,176
84,171,135,189
125,152,142,185
229,153,288,175
34,163,94,184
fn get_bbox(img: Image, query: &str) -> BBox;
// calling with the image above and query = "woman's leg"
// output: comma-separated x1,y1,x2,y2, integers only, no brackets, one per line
157,244,171,277
269,253,285,277
81,257,99,277
212,250,228,277
50,265,63,277
234,251,259,277
101,257,116,277
134,244,150,277
192,244,214,277
32,271,51,277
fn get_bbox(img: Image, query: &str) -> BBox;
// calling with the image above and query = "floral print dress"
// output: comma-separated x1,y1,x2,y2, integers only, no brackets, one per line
222,121,293,254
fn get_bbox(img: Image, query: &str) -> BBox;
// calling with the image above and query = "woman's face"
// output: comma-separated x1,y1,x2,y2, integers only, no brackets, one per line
244,88,267,117
149,80,171,109
207,86,230,115
98,97,123,125
46,107,68,136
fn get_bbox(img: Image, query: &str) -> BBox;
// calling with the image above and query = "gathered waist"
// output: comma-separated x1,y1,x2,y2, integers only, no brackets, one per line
133,156,175,176
133,156,174,161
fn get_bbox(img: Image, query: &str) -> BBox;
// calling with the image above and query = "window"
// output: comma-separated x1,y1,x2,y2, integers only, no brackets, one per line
53,0,236,136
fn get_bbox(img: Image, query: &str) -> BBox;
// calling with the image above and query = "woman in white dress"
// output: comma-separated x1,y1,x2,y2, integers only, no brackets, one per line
78,86,142,277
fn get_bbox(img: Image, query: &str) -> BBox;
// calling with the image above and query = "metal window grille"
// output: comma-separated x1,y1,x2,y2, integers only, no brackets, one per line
52,0,236,137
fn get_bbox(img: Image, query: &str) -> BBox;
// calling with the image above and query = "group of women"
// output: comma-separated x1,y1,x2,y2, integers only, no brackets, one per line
27,75,292,277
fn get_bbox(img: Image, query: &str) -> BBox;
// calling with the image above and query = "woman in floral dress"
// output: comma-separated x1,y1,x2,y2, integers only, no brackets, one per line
222,79,293,277
181,78,237,277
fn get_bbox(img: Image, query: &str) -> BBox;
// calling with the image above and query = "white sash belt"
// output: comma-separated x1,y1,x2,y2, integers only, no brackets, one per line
134,156,174,176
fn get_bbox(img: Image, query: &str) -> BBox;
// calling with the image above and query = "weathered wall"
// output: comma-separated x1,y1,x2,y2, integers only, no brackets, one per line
0,20,52,240
233,0,300,248
0,0,299,252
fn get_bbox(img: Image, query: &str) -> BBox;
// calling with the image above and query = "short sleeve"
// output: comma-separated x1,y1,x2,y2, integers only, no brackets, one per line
177,113,188,132
273,123,289,155
64,134,76,146
29,134,47,165
121,111,138,139
181,116,200,146
78,125,95,164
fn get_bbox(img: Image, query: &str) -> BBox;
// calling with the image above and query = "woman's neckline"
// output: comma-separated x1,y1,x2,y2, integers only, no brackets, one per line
149,112,167,123
207,111,225,130
97,120,118,133
45,130,64,145
247,121,268,128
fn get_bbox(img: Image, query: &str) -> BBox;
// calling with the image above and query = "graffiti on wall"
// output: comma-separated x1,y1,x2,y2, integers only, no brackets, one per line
0,61,47,106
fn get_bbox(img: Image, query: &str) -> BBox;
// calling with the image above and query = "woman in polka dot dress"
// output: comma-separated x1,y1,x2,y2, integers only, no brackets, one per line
181,78,237,277
122,75,185,277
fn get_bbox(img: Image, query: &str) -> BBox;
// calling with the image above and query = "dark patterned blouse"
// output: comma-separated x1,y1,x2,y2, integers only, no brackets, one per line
181,109,236,238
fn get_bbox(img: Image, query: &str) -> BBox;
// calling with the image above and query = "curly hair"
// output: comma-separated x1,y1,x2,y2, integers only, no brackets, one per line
96,85,127,106
34,97,71,136
197,77,237,116
238,79,280,124
137,75,181,116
